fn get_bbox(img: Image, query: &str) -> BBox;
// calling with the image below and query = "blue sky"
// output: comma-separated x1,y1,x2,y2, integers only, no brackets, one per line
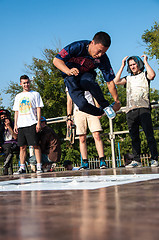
0,0,159,108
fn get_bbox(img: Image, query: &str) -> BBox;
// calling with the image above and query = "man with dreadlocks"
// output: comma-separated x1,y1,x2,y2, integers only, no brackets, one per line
114,54,158,168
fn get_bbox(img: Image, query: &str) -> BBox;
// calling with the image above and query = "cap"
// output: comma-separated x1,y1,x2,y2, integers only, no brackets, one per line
0,109,11,117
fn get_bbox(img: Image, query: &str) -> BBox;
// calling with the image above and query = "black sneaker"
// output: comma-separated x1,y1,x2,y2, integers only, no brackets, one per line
14,168,26,175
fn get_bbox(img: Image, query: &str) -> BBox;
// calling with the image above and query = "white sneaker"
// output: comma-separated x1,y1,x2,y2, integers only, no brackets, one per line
125,160,142,168
151,160,158,167
36,169,43,174
14,168,26,175
103,103,116,119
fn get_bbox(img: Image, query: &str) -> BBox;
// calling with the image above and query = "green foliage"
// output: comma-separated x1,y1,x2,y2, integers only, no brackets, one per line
0,93,3,108
59,140,81,166
142,21,159,64
4,81,21,103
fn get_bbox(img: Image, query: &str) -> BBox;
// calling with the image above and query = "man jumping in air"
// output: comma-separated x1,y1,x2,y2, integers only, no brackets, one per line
53,31,121,117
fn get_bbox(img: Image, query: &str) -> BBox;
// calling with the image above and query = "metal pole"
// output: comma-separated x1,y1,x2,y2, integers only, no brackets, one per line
109,118,116,169
118,142,121,167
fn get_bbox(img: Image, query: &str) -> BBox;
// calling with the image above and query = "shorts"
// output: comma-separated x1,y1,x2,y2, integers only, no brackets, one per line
74,110,102,135
18,124,40,147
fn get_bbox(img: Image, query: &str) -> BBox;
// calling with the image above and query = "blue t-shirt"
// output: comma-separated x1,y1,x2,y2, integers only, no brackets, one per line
55,40,115,82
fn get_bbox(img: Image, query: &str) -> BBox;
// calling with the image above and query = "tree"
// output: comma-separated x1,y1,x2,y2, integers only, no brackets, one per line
142,21,159,64
0,93,3,108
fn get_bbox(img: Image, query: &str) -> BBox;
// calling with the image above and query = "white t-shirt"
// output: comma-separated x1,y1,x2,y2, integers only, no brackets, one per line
13,91,44,128
126,72,150,113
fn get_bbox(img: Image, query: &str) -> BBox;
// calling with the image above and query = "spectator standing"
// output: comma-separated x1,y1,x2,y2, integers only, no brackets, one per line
13,75,44,174
67,90,107,169
114,55,158,168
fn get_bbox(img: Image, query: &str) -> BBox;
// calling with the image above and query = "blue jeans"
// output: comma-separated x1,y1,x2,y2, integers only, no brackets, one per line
64,72,109,116
126,108,158,161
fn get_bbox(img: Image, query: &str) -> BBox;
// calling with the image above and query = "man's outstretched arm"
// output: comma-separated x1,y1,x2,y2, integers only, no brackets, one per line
107,80,121,112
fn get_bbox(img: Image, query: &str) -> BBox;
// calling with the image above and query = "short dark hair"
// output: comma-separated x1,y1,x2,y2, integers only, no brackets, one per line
93,31,111,47
20,75,29,82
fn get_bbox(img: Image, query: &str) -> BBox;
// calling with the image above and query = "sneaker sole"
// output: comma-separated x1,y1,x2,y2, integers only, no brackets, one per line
100,166,107,169
36,171,43,174
125,165,142,168
13,171,26,175
79,168,90,171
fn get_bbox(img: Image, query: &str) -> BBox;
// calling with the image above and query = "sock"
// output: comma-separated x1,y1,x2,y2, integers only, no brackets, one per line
20,164,25,170
37,163,42,171
99,157,105,162
83,159,88,163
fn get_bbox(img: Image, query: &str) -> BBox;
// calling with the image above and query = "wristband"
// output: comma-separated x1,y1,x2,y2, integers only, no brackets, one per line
66,114,72,122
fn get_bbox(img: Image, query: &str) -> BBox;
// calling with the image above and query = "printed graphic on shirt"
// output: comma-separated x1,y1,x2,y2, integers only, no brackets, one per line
110,68,114,75
19,97,32,115
68,57,95,72
59,49,68,58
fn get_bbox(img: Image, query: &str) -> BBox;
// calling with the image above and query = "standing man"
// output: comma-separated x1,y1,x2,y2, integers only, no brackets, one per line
114,55,158,167
67,90,107,169
13,75,44,174
53,31,121,117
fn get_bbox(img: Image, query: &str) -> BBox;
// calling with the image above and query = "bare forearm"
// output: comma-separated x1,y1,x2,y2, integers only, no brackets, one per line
107,81,121,112
53,57,79,76
66,92,73,127
107,81,120,102
36,107,41,132
114,56,128,85
37,107,41,123
14,111,18,134
145,61,156,80
67,92,73,115
114,65,125,84
14,111,18,127
53,58,70,75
